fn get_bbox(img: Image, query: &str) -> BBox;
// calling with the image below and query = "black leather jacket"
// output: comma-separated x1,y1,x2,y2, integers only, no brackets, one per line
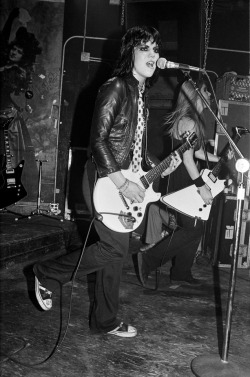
90,74,157,177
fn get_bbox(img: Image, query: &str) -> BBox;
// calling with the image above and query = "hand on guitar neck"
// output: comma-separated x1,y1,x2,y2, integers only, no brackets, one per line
161,126,250,221
108,150,182,205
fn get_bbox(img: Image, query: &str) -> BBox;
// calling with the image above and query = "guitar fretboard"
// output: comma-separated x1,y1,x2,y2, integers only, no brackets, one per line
4,130,14,173
211,130,243,178
141,132,197,188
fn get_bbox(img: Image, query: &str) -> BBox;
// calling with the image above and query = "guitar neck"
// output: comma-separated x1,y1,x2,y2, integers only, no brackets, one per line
4,130,14,173
144,139,192,186
211,133,241,178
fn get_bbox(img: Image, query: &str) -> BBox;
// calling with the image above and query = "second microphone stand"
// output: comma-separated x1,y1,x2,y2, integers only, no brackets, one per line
16,159,63,222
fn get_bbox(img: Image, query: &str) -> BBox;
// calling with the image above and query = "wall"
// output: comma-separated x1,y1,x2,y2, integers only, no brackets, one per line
207,0,249,77
0,0,64,214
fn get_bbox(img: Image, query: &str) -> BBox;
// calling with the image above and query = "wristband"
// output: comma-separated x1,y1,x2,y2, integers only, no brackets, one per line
192,176,205,188
117,179,129,192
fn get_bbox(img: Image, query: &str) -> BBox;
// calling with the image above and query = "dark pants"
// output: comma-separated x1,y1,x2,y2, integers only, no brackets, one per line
142,213,203,280
33,159,130,333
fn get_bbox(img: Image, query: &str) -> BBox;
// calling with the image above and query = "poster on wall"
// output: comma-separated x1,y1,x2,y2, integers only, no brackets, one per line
0,0,64,211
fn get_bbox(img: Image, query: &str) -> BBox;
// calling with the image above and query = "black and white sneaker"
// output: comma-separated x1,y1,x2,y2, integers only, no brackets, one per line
34,276,52,310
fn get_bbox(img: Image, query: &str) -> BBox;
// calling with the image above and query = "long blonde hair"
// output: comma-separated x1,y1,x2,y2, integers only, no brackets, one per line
164,80,206,140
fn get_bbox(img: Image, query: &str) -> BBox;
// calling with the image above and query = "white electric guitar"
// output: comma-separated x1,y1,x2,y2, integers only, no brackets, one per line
93,132,198,233
161,126,249,221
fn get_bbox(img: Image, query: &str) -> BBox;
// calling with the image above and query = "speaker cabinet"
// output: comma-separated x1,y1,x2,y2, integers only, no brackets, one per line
206,194,250,268
215,100,250,159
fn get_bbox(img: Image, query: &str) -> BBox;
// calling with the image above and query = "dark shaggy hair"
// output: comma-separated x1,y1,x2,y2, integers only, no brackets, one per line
8,27,42,69
112,25,162,87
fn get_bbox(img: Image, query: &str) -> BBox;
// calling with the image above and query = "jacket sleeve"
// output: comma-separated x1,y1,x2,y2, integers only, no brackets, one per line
90,78,125,176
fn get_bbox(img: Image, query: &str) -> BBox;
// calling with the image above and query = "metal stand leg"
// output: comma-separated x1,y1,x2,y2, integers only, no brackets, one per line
0,207,24,218
16,159,63,222
191,178,249,376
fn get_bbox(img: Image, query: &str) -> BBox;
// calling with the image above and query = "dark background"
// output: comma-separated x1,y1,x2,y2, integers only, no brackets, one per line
56,0,250,217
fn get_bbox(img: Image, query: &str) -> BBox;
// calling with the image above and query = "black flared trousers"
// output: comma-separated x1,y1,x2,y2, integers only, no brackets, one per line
34,159,130,333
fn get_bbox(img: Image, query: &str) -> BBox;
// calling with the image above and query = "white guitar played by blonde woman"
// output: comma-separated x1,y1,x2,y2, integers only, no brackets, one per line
161,126,249,221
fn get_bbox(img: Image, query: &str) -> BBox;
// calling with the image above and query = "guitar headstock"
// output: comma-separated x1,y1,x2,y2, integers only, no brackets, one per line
235,126,250,137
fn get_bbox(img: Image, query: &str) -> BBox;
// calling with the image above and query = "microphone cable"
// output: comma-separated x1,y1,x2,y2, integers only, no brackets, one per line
0,216,96,369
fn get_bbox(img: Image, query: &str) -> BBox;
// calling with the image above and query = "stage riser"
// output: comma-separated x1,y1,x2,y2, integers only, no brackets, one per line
0,214,83,270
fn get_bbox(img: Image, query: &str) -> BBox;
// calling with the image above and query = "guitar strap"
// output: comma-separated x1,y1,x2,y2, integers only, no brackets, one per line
141,94,155,170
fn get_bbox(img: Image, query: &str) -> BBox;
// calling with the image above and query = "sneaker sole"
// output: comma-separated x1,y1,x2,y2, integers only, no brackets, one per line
107,330,137,338
107,326,137,338
35,276,52,311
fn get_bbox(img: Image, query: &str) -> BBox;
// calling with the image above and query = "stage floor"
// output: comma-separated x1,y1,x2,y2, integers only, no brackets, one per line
0,213,250,377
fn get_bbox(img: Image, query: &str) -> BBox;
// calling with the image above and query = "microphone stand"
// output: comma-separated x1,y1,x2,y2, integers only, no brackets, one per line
183,71,249,376
183,71,243,159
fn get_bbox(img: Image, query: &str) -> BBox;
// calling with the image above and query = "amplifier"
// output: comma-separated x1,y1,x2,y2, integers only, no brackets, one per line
217,195,250,268
216,73,250,103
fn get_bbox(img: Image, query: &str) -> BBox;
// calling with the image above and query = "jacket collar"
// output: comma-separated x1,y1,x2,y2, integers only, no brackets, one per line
126,73,140,88
126,73,148,94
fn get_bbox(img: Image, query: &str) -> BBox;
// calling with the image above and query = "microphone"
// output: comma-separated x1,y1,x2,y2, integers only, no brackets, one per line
157,58,205,72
